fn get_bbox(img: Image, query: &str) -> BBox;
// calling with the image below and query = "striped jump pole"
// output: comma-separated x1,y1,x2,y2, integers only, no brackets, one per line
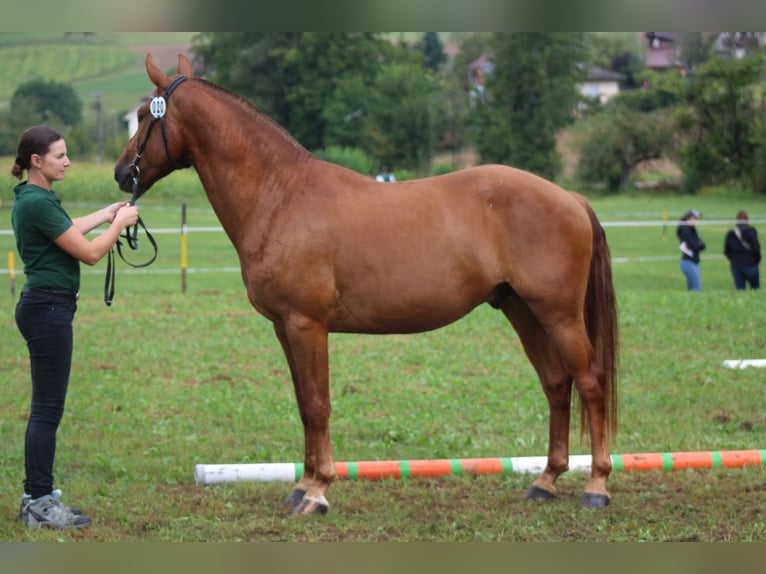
194,449,765,485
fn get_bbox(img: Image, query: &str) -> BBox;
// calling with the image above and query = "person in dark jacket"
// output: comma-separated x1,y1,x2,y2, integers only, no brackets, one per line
677,209,706,291
724,209,760,290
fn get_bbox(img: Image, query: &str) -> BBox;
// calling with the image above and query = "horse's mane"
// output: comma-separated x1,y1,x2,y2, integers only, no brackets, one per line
195,77,312,159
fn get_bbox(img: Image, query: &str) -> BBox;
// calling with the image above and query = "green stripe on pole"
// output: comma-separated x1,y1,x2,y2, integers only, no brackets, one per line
710,451,723,469
295,463,304,482
661,452,673,471
501,458,514,474
347,462,359,480
400,461,411,478
450,459,462,476
761,450,766,464
611,454,623,472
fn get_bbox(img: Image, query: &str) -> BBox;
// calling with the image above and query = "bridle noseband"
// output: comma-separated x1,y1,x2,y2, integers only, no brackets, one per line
105,75,188,306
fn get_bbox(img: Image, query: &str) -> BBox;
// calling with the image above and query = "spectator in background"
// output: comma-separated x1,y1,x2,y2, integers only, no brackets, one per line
375,166,396,182
677,209,706,291
724,209,760,290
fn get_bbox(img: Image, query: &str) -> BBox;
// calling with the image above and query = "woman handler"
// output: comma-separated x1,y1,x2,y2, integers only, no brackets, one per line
11,125,139,529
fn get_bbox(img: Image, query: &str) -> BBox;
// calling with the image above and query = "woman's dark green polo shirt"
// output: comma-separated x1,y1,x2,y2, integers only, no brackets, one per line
12,182,79,291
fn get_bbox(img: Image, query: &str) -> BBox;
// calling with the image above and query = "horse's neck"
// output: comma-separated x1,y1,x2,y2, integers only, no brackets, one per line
183,87,310,241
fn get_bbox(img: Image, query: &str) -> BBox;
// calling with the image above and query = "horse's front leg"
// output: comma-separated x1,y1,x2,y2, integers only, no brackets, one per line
273,318,335,515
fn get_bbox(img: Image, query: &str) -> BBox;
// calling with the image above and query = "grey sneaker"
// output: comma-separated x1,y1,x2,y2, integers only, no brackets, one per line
24,494,91,529
18,489,82,521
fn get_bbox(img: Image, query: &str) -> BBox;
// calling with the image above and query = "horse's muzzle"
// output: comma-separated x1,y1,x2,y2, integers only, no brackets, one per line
114,164,137,195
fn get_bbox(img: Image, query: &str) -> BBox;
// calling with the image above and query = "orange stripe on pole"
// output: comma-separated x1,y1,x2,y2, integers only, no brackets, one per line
461,458,505,476
336,461,403,480
619,452,666,472
410,459,454,477
669,451,713,470
720,449,763,468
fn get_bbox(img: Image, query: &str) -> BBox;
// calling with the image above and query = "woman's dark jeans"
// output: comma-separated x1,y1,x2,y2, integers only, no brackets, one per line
730,264,760,290
15,288,77,499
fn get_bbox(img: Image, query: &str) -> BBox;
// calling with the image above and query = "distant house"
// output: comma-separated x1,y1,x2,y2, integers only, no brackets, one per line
580,66,626,105
641,32,686,73
712,32,766,58
466,53,624,107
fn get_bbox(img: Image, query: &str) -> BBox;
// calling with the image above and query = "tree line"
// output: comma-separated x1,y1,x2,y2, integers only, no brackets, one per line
3,32,766,194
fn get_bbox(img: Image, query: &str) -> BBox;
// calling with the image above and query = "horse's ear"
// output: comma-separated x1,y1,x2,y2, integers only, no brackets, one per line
178,54,193,77
146,53,170,91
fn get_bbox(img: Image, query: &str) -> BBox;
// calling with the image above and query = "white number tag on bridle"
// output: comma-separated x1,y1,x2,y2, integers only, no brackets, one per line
150,96,167,119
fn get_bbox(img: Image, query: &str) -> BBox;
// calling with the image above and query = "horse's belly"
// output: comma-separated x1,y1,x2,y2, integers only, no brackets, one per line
332,278,488,334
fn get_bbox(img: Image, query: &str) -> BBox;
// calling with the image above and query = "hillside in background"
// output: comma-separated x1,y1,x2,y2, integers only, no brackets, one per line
0,32,473,146
0,32,195,121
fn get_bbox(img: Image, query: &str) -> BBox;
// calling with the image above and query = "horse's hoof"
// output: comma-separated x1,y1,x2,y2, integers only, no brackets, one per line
285,488,306,507
526,485,555,501
292,495,329,516
580,492,610,509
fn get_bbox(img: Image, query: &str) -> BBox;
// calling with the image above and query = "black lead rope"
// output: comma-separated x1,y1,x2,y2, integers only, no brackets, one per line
104,200,158,306
103,146,159,307
103,75,188,306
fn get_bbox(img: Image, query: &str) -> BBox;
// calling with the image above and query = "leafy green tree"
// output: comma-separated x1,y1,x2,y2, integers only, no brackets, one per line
366,62,439,172
10,79,82,127
192,32,301,135
191,33,391,151
438,33,493,161
471,33,587,180
322,75,370,150
618,69,684,112
577,105,674,191
276,33,386,150
677,53,764,192
416,32,447,72
679,32,713,71
0,100,41,155
750,110,766,194
314,145,375,175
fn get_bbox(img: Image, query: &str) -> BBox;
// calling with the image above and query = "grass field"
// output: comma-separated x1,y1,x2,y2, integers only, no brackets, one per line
0,164,765,541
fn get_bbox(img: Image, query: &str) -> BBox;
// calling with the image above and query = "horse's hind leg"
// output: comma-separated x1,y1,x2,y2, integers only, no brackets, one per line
501,297,574,501
272,319,335,515
512,301,611,508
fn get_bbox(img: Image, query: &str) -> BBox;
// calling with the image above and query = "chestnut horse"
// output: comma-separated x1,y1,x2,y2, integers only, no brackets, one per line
115,54,618,514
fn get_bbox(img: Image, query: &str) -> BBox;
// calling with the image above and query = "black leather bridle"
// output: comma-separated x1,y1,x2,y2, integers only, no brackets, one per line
105,75,188,305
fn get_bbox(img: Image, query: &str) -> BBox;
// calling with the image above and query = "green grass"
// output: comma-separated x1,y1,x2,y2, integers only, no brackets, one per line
0,166,765,541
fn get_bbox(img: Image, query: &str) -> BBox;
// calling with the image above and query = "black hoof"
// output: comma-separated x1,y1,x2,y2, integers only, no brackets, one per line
285,488,306,507
526,485,555,501
292,498,329,516
580,492,610,509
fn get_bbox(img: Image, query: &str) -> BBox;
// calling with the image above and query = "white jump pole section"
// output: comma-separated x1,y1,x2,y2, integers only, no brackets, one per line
722,359,766,369
196,463,301,484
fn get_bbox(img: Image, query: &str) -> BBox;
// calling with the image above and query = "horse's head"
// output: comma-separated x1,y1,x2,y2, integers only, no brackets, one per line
114,54,194,200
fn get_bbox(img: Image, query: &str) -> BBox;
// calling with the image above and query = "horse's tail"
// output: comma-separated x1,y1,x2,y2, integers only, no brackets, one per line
579,196,619,443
